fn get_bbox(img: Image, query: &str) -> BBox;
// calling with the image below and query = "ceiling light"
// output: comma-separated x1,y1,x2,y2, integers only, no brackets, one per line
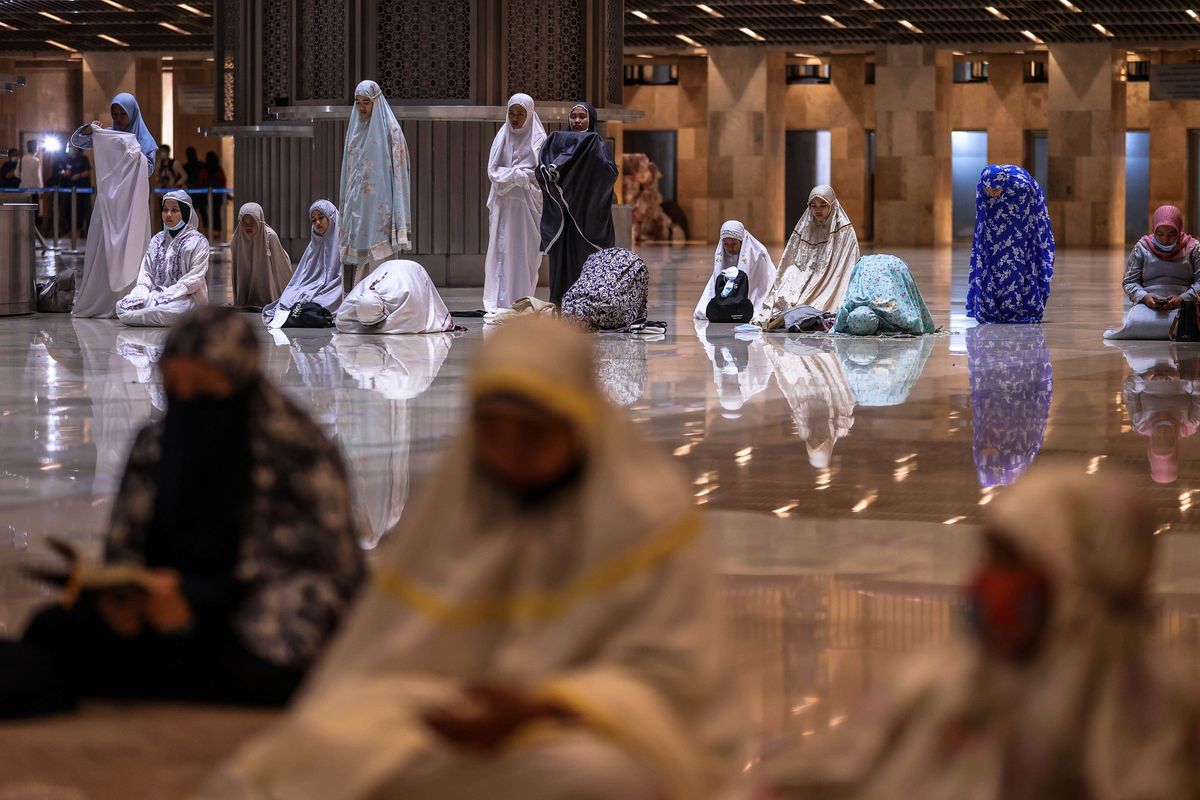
696,3,722,16
1059,0,1081,10
178,3,210,16
0,21,16,31
985,6,1009,21
740,27,765,41
820,14,847,28
45,39,77,52
159,21,191,34
98,34,129,46
38,11,71,24
1189,9,1199,19
863,0,884,7
1021,30,1044,44
98,0,134,9
635,53,654,58
1093,22,1114,37
792,0,806,4
793,52,817,58
631,10,657,23
898,19,923,33
676,33,702,47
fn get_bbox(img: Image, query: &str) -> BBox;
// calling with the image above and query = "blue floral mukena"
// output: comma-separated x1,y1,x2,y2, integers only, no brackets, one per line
967,164,1055,324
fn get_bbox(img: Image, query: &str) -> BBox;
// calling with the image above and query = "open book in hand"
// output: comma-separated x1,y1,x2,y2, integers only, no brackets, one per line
23,537,155,608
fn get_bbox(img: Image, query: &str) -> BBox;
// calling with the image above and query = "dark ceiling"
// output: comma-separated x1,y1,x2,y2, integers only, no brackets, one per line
0,0,212,53
624,0,1200,48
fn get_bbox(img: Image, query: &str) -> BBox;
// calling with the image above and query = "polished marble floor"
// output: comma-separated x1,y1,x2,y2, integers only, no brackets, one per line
2,243,1199,742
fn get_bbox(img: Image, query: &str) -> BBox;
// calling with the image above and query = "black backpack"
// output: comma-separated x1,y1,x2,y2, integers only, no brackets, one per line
283,301,335,328
705,270,753,323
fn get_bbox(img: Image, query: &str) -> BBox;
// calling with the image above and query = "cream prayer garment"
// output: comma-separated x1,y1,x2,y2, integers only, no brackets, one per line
231,203,294,309
204,315,748,800
755,184,860,324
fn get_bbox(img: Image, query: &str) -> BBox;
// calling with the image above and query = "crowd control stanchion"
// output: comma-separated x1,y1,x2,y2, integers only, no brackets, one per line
51,187,60,252
206,188,214,246
70,187,78,252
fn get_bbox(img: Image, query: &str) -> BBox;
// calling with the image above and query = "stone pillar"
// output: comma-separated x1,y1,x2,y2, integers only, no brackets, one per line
828,55,868,234
82,52,136,124
1149,51,1190,219
706,47,787,243
984,54,1026,166
1047,44,1125,247
873,45,952,246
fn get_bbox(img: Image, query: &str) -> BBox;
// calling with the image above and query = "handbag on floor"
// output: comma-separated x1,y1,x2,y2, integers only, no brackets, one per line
283,301,335,329
36,270,76,314
705,269,753,323
1170,300,1200,342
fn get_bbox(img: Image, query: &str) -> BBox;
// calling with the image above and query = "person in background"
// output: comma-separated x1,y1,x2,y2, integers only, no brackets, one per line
538,101,618,306
263,200,344,327
18,140,45,225
116,190,210,327
199,151,228,238
231,202,294,310
832,254,937,336
154,144,183,190
754,185,860,326
968,164,1055,324
68,148,93,238
1105,205,1200,340
205,315,748,800
339,79,412,286
0,148,19,188
335,259,453,335
483,93,546,312
763,466,1200,798
693,220,774,322
0,307,365,718
182,146,204,188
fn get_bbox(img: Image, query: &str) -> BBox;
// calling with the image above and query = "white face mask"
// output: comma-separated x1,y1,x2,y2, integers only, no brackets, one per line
167,217,187,233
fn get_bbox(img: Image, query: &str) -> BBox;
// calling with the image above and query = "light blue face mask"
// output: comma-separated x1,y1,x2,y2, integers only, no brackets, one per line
1157,238,1177,253
167,218,186,233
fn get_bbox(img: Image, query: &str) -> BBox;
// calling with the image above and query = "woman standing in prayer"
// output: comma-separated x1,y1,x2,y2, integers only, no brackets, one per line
1105,205,1200,340
483,93,547,312
335,259,454,335
693,220,775,321
968,164,1055,324
117,190,210,327
263,200,344,326
754,185,860,326
763,467,1200,798
339,80,412,286
206,315,748,800
538,101,618,306
0,308,365,717
231,203,293,310
69,92,157,318
832,254,937,336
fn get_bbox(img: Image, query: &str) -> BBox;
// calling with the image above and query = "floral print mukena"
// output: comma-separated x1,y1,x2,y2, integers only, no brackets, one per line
968,164,1055,324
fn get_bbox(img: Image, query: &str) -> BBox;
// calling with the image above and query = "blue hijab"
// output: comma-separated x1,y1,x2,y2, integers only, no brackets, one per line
112,92,158,168
967,164,1055,324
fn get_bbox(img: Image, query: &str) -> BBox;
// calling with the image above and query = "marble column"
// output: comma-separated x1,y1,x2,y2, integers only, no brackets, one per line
827,55,869,234
81,53,135,124
1149,51,1190,219
706,47,787,243
873,45,952,246
984,54,1026,166
1047,44,1125,247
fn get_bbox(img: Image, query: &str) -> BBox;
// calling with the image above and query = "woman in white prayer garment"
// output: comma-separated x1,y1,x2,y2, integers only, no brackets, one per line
339,80,412,287
483,93,547,312
204,315,749,800
334,259,454,335
116,190,210,327
693,220,775,321
69,92,156,319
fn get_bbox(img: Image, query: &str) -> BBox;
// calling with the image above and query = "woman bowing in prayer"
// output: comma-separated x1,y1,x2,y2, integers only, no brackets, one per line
483,93,547,312
693,220,774,322
833,254,937,336
69,92,157,318
263,200,344,327
231,203,293,310
340,80,412,287
538,101,618,306
754,185,860,327
116,190,210,327
335,259,454,335
968,164,1055,324
1105,205,1200,340
206,315,749,800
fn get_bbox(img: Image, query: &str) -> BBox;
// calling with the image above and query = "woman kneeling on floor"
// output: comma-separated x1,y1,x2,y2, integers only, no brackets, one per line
116,189,210,327
832,254,937,336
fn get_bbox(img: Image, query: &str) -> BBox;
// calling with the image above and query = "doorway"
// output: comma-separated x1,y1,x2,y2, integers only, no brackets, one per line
1125,131,1150,242
785,130,831,229
952,130,988,239
1024,130,1048,191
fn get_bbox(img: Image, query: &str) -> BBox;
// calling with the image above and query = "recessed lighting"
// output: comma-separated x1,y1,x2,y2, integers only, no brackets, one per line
98,0,134,9
793,52,817,58
98,34,129,46
163,55,174,61
1189,9,1199,19
1093,22,1114,37
38,11,71,24
985,6,1009,21
676,33,702,47
1022,29,1044,44
863,0,884,7
696,3,722,16
792,0,805,5
898,19,923,33
0,21,16,30
820,14,847,28
740,26,765,41
178,3,210,16
631,10,657,23
45,39,77,52
159,21,191,34
1059,0,1081,10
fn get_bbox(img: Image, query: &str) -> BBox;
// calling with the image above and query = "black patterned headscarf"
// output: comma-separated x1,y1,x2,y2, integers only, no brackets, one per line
162,306,261,390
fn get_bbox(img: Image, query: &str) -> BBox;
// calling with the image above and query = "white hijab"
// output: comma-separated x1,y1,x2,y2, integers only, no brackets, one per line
693,220,775,320
489,93,546,172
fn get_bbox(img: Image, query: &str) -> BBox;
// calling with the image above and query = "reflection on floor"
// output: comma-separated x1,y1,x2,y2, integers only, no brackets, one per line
3,243,1199,745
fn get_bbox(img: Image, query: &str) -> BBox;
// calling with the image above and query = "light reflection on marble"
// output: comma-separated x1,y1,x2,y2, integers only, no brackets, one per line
3,244,1200,743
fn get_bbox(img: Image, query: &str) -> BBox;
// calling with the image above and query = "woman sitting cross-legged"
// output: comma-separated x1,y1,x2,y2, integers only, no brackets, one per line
116,189,211,327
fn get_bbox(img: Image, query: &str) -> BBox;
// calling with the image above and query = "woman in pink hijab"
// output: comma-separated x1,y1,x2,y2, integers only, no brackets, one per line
1105,204,1200,340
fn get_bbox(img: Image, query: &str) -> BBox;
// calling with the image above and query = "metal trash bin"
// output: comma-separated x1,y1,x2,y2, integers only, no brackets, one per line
0,203,37,316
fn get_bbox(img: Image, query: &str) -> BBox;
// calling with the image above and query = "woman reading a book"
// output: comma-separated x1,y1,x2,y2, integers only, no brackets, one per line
0,307,365,718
